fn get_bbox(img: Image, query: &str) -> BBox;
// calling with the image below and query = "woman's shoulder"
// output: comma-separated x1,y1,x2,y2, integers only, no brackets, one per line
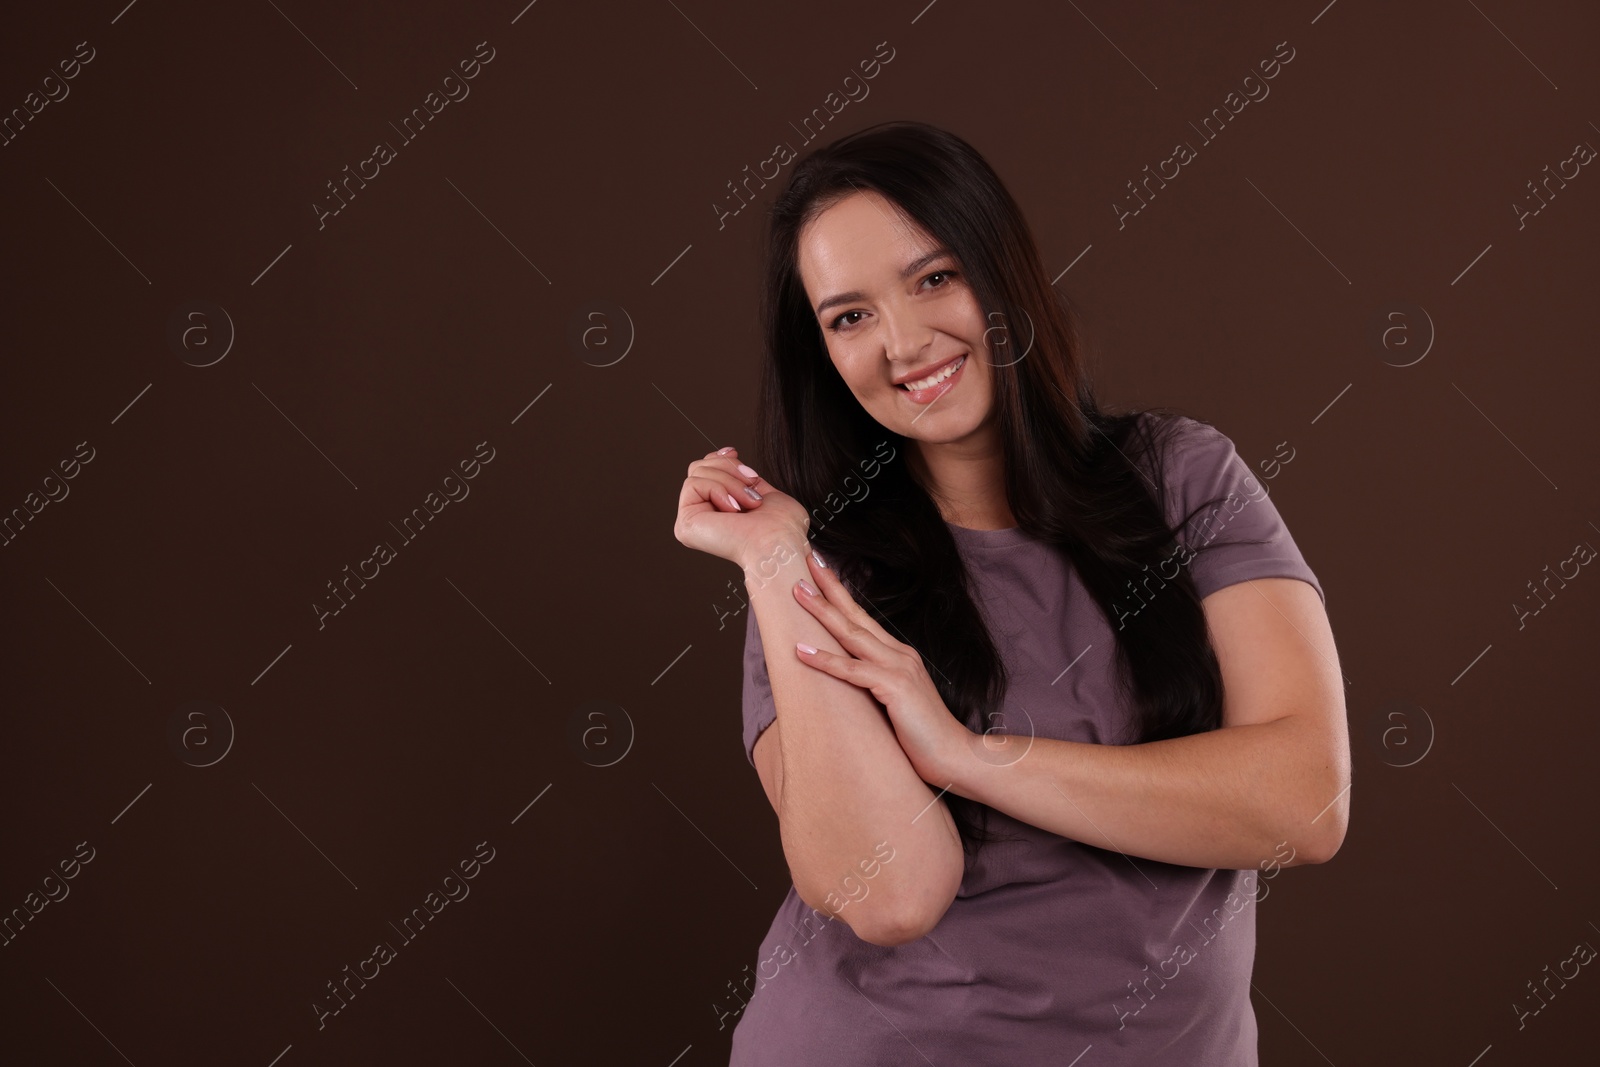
1123,410,1253,530
1129,409,1238,472
1133,408,1228,445
1121,410,1207,475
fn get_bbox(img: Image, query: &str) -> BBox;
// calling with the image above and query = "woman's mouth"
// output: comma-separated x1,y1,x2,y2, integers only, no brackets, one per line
898,354,967,405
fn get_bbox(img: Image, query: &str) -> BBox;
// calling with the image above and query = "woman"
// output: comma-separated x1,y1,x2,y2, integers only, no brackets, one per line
673,120,1349,1066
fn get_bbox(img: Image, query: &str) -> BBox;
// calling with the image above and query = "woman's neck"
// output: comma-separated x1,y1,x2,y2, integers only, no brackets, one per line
909,437,1014,530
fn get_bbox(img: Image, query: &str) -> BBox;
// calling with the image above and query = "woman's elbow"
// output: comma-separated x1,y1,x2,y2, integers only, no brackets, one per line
861,853,964,947
855,901,940,948
1304,814,1348,864
1290,797,1348,865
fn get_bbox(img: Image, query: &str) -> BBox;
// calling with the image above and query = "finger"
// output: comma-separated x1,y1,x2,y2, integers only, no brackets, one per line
690,446,741,473
677,470,712,508
803,550,902,651
686,473,756,512
687,448,737,477
795,641,853,680
680,473,743,514
698,466,766,508
793,575,896,664
689,452,778,500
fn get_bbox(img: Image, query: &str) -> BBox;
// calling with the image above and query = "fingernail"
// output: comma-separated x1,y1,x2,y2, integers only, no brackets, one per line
726,493,742,511
737,463,759,479
717,446,735,455
797,578,817,597
743,485,762,502
811,548,827,569
796,642,817,655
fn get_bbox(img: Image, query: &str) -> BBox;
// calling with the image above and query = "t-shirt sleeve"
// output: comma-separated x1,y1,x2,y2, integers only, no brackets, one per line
740,607,779,768
1147,413,1326,608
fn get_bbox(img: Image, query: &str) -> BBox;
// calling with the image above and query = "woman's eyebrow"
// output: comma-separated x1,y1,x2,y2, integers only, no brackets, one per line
814,247,955,319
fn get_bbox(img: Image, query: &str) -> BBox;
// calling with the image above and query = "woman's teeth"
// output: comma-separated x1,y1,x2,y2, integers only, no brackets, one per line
900,355,965,391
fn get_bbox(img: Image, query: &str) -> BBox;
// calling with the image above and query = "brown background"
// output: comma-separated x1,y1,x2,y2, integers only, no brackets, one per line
2,1,1597,1063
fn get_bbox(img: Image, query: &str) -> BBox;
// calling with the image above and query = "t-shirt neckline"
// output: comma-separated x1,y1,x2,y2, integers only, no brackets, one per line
945,520,1032,549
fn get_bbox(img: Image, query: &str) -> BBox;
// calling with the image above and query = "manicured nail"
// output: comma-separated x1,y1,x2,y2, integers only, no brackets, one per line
737,463,759,479
743,485,762,502
811,548,827,569
717,446,735,455
726,493,742,511
796,579,817,597
796,642,817,655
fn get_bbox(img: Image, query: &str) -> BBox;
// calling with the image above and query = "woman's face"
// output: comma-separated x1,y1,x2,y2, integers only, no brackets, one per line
796,190,996,444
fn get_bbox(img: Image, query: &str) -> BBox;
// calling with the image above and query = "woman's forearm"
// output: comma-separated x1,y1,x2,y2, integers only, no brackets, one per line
932,715,1347,870
740,533,964,945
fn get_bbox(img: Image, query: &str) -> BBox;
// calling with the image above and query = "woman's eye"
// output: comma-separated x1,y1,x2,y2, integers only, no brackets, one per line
826,271,956,333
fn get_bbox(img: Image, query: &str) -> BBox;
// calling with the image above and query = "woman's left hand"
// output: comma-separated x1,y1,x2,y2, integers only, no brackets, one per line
790,547,970,786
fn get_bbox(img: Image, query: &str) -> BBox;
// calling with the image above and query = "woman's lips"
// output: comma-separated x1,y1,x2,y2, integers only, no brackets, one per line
899,354,967,405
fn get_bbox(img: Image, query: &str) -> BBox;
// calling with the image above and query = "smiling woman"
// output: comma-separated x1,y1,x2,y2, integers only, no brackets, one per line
671,119,1348,1066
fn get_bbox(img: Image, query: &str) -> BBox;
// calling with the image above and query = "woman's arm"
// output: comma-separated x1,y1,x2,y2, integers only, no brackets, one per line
741,530,965,946
926,577,1350,871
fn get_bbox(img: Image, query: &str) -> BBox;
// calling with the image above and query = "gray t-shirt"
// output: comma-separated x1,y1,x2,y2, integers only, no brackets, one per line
728,413,1325,1065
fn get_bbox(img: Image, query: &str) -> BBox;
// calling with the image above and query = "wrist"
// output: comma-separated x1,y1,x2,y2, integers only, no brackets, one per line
927,721,978,796
936,722,1028,804
738,528,813,588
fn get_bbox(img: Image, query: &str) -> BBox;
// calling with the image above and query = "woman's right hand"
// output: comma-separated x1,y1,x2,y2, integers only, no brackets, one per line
674,446,808,566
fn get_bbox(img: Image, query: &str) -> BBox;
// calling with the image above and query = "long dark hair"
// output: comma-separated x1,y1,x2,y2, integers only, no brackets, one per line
754,120,1259,855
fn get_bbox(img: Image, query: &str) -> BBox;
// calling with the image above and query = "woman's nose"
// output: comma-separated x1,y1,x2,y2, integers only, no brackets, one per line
879,304,935,361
